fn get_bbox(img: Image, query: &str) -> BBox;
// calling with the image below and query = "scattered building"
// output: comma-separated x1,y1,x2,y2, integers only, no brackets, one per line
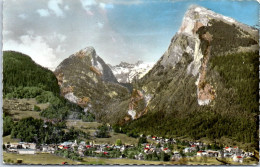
17,149,36,155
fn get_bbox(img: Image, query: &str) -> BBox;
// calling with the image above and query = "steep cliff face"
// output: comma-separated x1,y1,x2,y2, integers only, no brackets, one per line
140,5,258,107
114,5,258,146
54,47,129,120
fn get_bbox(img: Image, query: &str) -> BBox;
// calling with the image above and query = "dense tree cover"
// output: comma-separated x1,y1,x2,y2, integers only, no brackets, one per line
120,51,259,150
3,114,15,136
95,124,110,138
138,137,148,146
55,149,83,161
3,116,88,144
3,51,95,122
197,20,257,56
40,104,70,120
5,86,43,99
80,112,95,122
3,51,60,96
35,91,62,104
209,52,259,114
121,110,258,149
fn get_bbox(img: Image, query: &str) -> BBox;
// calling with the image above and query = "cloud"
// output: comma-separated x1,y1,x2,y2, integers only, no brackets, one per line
37,9,51,17
56,45,66,53
98,0,143,5
48,0,64,17
99,3,114,9
47,32,67,42
80,0,114,11
3,34,59,69
97,22,104,28
3,30,12,36
80,0,97,10
18,14,27,19
64,5,70,10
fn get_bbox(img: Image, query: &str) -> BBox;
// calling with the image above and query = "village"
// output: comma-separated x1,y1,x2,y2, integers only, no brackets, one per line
3,134,256,164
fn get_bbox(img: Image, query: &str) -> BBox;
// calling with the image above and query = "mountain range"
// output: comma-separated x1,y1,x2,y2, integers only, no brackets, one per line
3,5,259,149
109,61,154,83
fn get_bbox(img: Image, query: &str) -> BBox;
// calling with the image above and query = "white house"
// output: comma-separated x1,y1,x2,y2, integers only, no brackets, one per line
18,149,36,155
144,148,149,153
197,151,207,156
184,147,191,153
233,155,243,163
225,147,232,152
22,143,36,149
163,148,171,154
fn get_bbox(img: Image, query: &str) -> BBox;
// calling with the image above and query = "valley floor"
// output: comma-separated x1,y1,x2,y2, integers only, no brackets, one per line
3,152,258,165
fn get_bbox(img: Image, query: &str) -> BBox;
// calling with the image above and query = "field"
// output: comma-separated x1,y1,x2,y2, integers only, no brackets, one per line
82,157,172,165
66,120,139,145
3,152,78,165
94,132,138,145
66,120,101,135
3,152,171,165
8,110,41,120
3,98,49,120
3,151,258,165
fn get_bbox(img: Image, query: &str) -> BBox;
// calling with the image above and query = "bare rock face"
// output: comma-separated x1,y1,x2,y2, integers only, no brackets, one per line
54,47,128,120
114,5,258,124
145,5,258,106
100,5,258,146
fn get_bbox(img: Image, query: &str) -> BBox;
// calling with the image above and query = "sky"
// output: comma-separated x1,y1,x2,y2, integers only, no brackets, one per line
2,0,259,70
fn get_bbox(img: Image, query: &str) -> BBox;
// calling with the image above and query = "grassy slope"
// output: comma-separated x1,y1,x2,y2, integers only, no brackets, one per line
3,98,49,121
66,120,138,145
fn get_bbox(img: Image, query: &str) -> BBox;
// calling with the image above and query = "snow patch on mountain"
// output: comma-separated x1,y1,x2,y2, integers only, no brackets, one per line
128,110,136,119
64,92,79,103
110,61,155,83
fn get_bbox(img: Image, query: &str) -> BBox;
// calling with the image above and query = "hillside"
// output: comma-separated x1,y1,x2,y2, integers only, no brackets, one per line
3,51,93,144
3,51,60,96
107,5,259,150
54,47,129,121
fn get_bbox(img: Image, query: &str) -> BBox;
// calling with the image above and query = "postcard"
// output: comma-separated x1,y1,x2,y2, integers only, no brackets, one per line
2,0,259,165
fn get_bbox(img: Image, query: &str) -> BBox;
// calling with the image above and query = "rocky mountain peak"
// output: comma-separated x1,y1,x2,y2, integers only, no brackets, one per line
142,5,258,106
76,46,96,56
72,46,99,66
179,5,236,36
117,62,133,68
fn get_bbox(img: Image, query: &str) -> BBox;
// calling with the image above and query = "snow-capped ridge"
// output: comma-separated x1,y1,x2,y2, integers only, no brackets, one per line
111,61,155,83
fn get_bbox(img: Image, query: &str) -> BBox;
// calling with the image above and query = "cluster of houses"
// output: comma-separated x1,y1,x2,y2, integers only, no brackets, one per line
149,136,176,144
4,142,57,154
186,144,253,163
4,137,255,164
56,140,136,157
5,142,37,154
